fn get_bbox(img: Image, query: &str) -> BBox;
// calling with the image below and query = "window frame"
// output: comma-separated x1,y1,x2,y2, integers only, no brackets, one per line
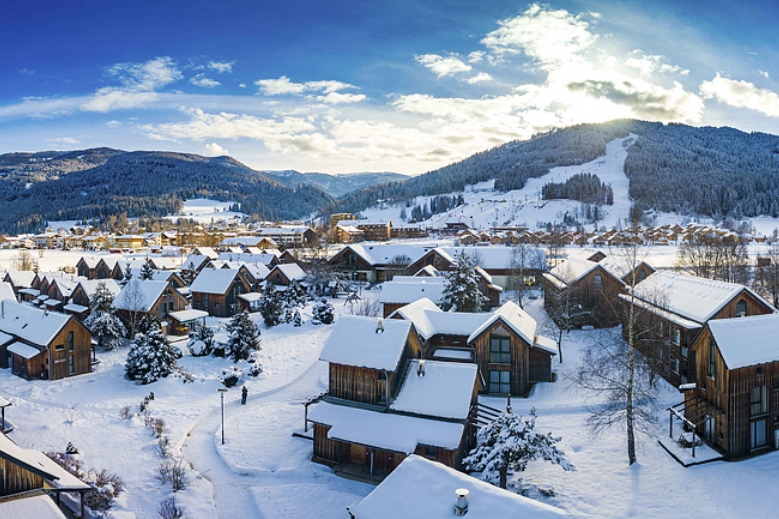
489,335,511,365
488,370,511,394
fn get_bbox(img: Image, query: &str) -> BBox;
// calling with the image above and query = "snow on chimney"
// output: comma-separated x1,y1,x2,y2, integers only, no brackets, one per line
454,488,469,516
376,319,384,334
417,360,426,377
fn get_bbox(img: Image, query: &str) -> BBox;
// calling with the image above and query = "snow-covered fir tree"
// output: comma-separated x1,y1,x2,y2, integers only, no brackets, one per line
83,281,126,350
259,282,283,327
120,263,133,286
293,309,302,327
224,311,262,362
180,261,197,286
139,260,154,281
311,298,334,325
464,407,574,489
439,251,488,312
125,317,178,384
187,323,215,357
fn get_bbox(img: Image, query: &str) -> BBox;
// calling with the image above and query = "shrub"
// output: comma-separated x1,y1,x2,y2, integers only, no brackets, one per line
158,496,185,519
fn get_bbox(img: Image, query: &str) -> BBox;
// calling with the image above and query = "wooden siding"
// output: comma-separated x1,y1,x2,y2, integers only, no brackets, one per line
472,321,529,397
328,364,395,406
0,458,45,497
529,348,552,383
710,290,774,320
47,319,93,381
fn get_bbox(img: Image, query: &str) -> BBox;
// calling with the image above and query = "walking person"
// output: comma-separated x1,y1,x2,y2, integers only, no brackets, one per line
241,386,248,405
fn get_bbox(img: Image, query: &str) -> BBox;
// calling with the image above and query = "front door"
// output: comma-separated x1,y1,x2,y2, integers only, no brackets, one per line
751,418,768,450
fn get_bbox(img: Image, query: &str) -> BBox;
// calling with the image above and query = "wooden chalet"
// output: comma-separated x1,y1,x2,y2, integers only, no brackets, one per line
113,279,188,333
0,301,93,381
334,220,391,242
379,276,445,318
308,316,479,479
66,279,122,317
679,314,779,459
328,244,427,284
2,270,35,297
75,256,100,279
181,254,213,274
390,299,556,396
190,268,251,317
622,271,775,387
0,432,91,518
94,257,119,280
541,255,625,328
265,263,307,287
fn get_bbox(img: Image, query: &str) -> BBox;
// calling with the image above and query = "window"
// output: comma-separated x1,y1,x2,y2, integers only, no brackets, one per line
489,370,511,394
204,294,209,309
736,299,747,317
751,385,767,416
68,331,74,351
708,340,716,379
638,269,647,281
672,328,681,346
69,355,75,375
489,336,511,364
672,357,679,374
593,273,602,289
425,445,436,458
55,344,64,351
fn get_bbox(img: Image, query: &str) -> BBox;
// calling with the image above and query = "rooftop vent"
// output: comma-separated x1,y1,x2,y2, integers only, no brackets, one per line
376,319,384,334
454,488,469,516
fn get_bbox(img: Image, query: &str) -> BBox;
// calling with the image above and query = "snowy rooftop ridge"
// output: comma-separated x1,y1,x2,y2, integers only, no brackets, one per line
379,278,446,305
0,300,71,346
467,300,537,345
631,271,774,324
113,280,168,312
319,315,412,371
348,455,568,519
709,314,779,369
190,268,240,295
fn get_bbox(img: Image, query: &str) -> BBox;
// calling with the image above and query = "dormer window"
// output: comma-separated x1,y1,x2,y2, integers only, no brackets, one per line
736,299,747,318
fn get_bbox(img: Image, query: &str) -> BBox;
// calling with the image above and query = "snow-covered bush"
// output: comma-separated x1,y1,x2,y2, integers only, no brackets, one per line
259,282,283,327
157,459,187,492
126,318,178,384
187,323,215,357
47,448,124,513
311,298,335,325
293,309,302,327
224,311,262,362
159,496,185,519
220,366,242,388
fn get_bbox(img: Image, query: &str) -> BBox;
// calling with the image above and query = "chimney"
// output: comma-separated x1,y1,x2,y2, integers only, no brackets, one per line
417,360,425,377
376,319,384,334
454,489,469,516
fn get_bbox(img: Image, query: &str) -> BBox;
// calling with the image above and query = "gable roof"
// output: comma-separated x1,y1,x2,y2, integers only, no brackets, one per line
631,271,774,324
190,269,241,295
319,315,411,371
348,455,568,519
76,279,121,300
113,280,170,312
4,270,36,289
390,360,477,420
0,301,71,346
389,298,492,341
379,278,446,305
467,300,537,345
709,314,779,369
340,244,429,267
270,263,306,281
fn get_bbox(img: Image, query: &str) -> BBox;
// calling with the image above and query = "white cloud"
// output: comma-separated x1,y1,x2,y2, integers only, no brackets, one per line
190,74,221,88
480,3,597,70
467,51,485,63
81,57,182,112
208,61,234,73
700,74,779,117
203,142,229,156
255,76,362,103
47,137,80,146
625,51,689,77
17,68,35,75
239,83,247,88
759,70,770,79
415,54,472,78
467,73,493,84
315,92,367,104
106,120,122,127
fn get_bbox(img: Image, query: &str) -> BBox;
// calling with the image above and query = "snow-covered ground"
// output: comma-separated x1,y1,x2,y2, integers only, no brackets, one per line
164,198,246,224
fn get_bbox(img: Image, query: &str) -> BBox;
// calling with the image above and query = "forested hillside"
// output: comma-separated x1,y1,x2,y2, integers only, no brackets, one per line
0,150,333,233
331,120,779,222
265,170,408,197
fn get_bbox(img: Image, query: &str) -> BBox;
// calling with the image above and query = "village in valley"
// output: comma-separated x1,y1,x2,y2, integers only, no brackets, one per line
2,188,779,519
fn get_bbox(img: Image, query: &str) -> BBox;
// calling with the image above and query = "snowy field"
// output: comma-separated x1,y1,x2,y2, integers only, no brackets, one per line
2,252,779,518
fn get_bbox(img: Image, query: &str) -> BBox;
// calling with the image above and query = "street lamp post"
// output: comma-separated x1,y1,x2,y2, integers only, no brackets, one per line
218,388,228,445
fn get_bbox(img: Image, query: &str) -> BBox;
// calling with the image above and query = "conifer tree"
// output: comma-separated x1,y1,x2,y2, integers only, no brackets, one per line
224,311,262,362
84,281,126,350
259,282,283,327
440,251,487,312
125,318,177,384
140,261,154,281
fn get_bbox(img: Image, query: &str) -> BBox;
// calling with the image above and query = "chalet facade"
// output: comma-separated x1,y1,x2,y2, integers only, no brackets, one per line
0,301,93,381
328,244,427,284
542,255,625,328
622,271,775,387
190,269,251,317
681,314,779,459
390,298,556,396
113,279,188,333
308,316,479,479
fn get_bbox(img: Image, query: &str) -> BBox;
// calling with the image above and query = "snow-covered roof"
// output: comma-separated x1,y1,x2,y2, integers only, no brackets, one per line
348,455,568,519
631,271,773,324
18,288,40,297
319,315,411,371
618,294,702,329
217,252,277,265
709,314,779,369
168,309,209,323
0,282,16,302
0,493,69,519
534,335,559,355
113,280,169,312
241,263,271,281
76,279,121,299
0,331,13,346
344,244,429,267
308,402,464,453
468,301,537,345
270,263,306,281
547,256,600,285
193,247,218,259
0,301,71,346
0,433,89,491
379,279,445,305
182,254,212,270
4,270,36,288
238,292,263,302
190,269,240,295
388,298,492,341
390,360,477,420
439,245,546,270
413,265,441,277
63,303,88,314
7,342,42,359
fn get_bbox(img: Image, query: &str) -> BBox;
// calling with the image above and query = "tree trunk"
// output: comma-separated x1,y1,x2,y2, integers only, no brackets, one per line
626,298,637,465
557,327,564,363
499,467,508,489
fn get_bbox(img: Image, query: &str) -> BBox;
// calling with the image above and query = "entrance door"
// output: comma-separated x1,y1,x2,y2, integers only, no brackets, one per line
751,418,768,450
703,416,715,441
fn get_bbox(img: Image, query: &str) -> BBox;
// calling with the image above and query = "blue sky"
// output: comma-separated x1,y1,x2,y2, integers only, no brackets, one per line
2,0,778,174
